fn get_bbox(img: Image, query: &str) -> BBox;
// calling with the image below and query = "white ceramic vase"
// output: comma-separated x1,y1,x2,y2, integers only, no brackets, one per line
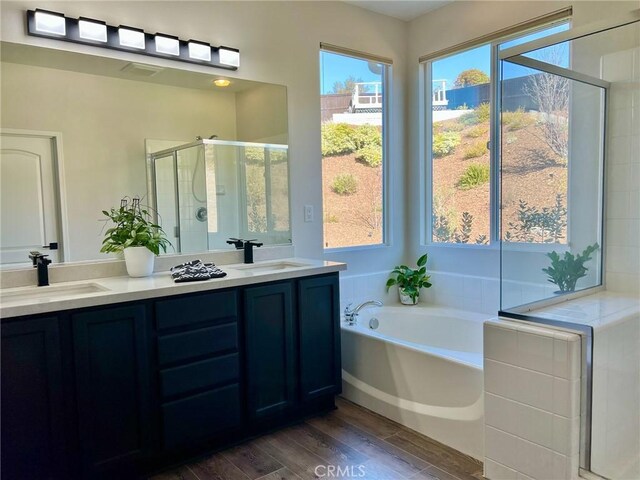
399,288,419,305
123,246,155,278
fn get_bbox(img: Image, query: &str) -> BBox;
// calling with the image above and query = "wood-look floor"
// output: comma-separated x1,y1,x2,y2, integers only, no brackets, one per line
150,397,484,480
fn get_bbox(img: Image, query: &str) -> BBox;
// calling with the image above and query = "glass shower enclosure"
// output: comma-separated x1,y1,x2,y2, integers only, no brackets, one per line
149,139,291,254
499,15,639,479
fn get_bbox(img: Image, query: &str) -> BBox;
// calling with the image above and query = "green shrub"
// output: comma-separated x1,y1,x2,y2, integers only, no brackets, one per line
331,173,358,195
321,123,356,156
457,163,490,189
432,132,461,157
476,103,490,122
355,144,382,167
466,124,489,138
352,124,382,149
459,102,490,126
321,123,383,157
442,122,465,132
324,212,339,223
502,108,535,131
463,141,488,159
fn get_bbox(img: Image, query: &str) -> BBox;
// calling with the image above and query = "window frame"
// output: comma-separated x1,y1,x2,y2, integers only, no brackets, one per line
320,45,392,252
422,18,572,249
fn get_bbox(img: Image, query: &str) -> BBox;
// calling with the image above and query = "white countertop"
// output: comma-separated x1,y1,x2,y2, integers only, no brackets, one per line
524,290,639,331
0,258,346,319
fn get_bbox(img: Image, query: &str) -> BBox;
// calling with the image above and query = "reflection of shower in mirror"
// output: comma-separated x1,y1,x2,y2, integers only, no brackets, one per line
149,138,291,255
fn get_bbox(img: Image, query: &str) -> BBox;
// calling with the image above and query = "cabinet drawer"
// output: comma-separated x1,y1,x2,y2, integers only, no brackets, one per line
160,353,239,398
158,323,237,366
162,384,241,450
156,290,237,331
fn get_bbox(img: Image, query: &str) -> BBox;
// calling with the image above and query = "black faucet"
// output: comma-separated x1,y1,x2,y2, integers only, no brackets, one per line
28,251,52,287
226,238,263,264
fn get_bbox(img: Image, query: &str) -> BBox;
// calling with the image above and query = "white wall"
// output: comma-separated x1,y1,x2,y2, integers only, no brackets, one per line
0,0,408,275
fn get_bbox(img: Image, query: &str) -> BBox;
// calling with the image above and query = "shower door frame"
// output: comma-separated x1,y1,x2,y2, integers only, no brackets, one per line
497,10,640,475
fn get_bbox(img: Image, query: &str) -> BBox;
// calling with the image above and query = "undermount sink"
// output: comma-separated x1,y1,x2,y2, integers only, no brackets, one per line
1,283,109,304
232,261,311,274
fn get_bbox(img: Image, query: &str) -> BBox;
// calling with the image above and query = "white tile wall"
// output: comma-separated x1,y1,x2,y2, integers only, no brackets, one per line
339,269,501,314
484,319,582,480
339,269,566,315
604,46,640,295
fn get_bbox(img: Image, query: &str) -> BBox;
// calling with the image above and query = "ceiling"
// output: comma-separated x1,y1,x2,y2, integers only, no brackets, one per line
343,0,453,21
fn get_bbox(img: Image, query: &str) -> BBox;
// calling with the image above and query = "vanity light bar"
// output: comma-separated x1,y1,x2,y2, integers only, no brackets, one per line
26,9,240,71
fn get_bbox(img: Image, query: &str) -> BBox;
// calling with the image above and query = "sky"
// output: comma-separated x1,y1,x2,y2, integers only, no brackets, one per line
320,22,569,95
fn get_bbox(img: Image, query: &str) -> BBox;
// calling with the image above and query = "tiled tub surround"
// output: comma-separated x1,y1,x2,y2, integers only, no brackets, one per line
484,319,583,480
0,256,344,318
339,269,561,314
341,305,487,460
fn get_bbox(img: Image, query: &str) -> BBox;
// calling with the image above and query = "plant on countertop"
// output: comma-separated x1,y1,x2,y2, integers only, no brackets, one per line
542,243,599,293
386,253,432,304
100,196,171,255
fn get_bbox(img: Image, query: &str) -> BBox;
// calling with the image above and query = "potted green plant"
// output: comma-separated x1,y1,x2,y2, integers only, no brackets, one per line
386,253,432,305
100,197,171,277
542,243,599,293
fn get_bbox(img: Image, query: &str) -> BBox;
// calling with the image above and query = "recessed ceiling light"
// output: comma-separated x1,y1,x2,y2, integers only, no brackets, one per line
213,79,231,87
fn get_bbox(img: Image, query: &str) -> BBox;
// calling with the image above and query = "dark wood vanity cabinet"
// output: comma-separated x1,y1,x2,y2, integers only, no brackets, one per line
71,305,152,477
1,317,66,480
298,274,341,401
245,282,296,420
0,272,341,479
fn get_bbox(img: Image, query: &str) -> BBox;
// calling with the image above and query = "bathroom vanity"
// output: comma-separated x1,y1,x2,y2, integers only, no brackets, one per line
1,260,344,479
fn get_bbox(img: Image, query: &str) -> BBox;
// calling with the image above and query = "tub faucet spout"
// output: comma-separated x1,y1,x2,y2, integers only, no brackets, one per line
344,300,383,325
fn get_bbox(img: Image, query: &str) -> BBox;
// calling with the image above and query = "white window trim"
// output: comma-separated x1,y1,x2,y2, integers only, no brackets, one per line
320,47,392,252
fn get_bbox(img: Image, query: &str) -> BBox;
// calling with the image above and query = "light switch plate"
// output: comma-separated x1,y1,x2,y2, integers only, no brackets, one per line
304,205,314,222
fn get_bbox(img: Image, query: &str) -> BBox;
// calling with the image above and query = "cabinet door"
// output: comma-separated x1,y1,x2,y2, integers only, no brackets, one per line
298,275,341,400
244,282,296,418
1,317,65,480
72,305,151,476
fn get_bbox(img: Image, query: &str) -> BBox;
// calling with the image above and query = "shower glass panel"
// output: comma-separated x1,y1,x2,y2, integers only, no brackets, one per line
499,18,639,479
149,139,291,254
500,59,605,309
153,154,179,251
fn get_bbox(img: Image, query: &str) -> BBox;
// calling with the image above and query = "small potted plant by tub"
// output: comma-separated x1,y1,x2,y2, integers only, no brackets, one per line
386,253,432,305
100,197,171,278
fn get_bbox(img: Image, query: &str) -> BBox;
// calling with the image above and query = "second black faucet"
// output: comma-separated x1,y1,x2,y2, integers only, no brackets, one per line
226,238,263,264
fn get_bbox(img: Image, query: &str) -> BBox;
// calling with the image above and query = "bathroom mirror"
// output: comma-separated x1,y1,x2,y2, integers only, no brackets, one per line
0,42,290,266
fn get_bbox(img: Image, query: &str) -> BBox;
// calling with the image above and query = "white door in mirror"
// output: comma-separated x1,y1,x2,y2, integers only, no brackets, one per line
123,247,155,277
0,133,60,265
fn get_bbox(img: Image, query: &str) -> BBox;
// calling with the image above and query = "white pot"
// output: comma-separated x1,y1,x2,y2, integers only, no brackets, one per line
399,288,419,305
123,247,155,278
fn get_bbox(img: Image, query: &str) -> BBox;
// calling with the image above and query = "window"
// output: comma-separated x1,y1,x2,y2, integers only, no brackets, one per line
424,20,570,245
320,46,389,249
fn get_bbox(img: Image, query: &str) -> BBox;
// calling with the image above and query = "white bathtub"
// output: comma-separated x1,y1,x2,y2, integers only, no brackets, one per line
340,305,488,460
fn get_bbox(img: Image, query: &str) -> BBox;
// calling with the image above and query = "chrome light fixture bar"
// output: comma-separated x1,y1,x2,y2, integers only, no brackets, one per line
26,9,240,71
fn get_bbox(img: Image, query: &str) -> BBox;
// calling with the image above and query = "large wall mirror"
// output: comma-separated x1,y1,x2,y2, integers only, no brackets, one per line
0,42,290,267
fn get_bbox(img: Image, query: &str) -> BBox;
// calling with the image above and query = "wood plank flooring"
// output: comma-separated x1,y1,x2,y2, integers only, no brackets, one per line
150,397,483,480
